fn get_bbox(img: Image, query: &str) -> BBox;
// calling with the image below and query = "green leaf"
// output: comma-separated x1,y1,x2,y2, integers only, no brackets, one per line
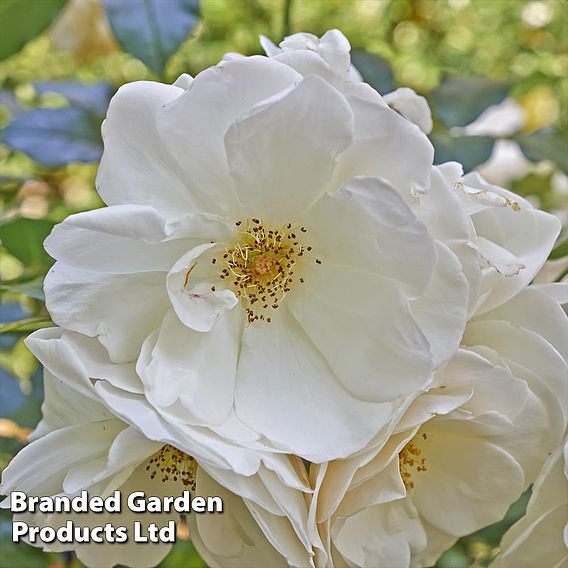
102,0,200,76
0,276,44,300
516,129,568,173
0,0,67,61
350,49,394,95
431,77,510,128
160,539,205,568
0,217,55,269
430,131,495,173
0,316,52,335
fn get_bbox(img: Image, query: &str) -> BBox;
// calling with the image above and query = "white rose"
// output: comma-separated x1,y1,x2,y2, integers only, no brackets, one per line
1,328,313,568
325,285,567,567
43,36,469,461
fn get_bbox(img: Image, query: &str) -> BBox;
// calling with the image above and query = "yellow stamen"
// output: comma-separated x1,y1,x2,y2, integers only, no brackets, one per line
145,445,197,489
215,219,320,323
398,432,429,491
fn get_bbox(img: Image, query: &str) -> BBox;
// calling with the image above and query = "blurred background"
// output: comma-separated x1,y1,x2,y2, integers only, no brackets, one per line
0,0,566,566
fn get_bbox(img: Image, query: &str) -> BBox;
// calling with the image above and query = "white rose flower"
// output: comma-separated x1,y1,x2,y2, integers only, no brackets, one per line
1,328,313,568
326,285,567,567
492,438,568,568
43,36,469,461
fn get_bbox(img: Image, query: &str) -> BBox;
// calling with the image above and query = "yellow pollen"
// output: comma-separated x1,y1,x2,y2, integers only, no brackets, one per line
145,444,197,489
215,219,320,324
398,432,429,491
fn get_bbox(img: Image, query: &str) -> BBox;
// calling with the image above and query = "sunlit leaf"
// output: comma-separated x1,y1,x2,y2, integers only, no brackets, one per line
0,316,53,335
350,49,394,95
102,0,200,76
431,77,510,128
0,218,54,268
0,0,67,61
0,276,44,300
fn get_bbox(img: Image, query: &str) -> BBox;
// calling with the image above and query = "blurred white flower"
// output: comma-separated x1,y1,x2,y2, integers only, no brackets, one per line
458,98,531,187
43,39,471,462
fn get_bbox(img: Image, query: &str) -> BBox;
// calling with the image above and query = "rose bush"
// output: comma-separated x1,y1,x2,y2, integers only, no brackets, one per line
1,28,566,568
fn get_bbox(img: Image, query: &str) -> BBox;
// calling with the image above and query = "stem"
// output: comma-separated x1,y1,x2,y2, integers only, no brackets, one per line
283,0,293,38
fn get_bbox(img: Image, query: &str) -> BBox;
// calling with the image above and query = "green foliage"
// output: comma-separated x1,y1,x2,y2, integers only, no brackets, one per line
516,129,568,174
430,132,495,173
0,0,66,61
0,218,54,269
350,49,394,94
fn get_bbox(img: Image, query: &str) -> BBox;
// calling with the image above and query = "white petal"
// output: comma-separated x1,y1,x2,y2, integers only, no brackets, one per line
189,469,288,568
464,320,568,429
332,89,434,199
383,87,433,134
334,501,427,567
235,307,395,462
74,462,182,568
318,29,351,75
167,244,238,332
412,434,525,536
24,329,112,433
138,308,240,426
463,172,561,313
45,266,169,363
287,262,433,403
158,56,302,217
225,74,353,225
0,421,124,497
475,286,568,362
96,81,198,217
94,381,262,476
272,50,340,86
45,205,228,274
302,175,437,298
259,35,280,57
410,242,469,367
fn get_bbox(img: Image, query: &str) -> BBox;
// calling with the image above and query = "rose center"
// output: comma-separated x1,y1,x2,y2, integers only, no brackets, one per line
146,444,197,489
398,432,429,491
217,219,320,324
